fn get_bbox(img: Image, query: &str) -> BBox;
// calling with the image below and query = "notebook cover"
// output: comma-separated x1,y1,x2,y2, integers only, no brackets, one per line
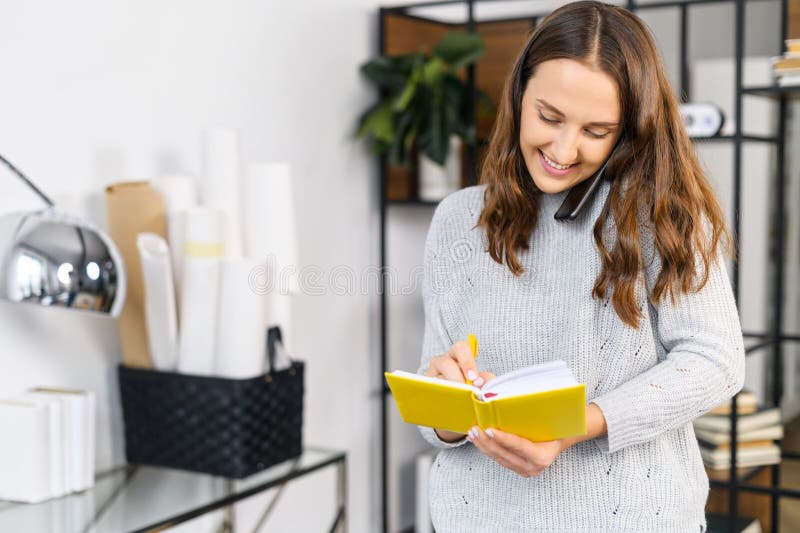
385,373,587,441
385,372,476,434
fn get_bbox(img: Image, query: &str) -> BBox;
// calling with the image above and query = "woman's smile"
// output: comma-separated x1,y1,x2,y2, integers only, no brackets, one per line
538,149,577,177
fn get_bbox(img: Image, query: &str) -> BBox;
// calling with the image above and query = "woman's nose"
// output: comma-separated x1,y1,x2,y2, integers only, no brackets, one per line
551,129,580,165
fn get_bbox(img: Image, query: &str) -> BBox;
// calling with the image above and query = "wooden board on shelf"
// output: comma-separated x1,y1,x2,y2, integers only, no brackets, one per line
386,165,414,201
474,19,533,141
384,13,451,56
706,465,772,532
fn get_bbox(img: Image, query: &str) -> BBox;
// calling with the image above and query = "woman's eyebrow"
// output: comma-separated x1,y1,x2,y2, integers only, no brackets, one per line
536,98,619,128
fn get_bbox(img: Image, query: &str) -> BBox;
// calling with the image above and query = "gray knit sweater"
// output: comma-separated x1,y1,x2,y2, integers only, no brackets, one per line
416,181,745,532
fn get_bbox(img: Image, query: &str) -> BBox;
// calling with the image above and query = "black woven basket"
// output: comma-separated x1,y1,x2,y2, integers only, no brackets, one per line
117,327,303,478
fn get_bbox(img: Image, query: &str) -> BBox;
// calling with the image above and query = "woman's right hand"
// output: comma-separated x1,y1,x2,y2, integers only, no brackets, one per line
424,340,495,443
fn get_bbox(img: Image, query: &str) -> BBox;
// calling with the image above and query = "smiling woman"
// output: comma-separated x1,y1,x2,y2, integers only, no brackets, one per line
416,1,745,532
520,59,620,192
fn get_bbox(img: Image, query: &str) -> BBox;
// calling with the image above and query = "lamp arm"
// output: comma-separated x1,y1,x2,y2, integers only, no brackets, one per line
0,153,55,208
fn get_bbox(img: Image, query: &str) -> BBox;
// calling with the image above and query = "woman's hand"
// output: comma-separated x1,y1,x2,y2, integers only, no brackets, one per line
466,426,564,478
424,340,494,387
425,340,495,443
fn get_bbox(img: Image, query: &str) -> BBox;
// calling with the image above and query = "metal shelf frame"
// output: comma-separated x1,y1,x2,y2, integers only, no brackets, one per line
376,1,800,531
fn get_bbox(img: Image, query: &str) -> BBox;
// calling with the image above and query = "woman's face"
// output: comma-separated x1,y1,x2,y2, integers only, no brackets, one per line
519,58,621,194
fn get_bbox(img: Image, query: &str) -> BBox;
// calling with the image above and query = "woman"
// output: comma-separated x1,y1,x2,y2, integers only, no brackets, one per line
418,2,744,531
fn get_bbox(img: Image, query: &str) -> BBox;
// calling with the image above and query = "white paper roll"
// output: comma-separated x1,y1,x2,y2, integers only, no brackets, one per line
153,175,199,310
203,129,243,259
244,162,300,295
214,258,269,378
137,233,179,371
177,208,222,376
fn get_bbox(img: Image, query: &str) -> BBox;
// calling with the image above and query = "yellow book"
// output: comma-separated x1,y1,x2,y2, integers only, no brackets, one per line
385,360,587,441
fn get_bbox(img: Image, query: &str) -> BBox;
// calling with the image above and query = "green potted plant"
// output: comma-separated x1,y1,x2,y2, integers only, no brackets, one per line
356,32,492,200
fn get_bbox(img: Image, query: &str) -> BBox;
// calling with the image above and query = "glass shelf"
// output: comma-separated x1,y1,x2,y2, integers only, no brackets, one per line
0,447,346,533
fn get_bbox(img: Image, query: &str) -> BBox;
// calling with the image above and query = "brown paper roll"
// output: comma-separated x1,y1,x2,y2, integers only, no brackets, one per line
105,181,167,368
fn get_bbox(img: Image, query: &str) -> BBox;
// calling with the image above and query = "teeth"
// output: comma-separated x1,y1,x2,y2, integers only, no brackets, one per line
542,152,572,170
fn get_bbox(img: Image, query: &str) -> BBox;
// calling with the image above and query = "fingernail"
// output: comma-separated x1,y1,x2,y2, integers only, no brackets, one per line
486,429,495,439
473,377,484,387
466,434,474,442
467,370,477,381
470,426,479,439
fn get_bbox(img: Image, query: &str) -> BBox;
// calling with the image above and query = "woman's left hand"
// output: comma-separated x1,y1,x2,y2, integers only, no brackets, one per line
466,426,564,478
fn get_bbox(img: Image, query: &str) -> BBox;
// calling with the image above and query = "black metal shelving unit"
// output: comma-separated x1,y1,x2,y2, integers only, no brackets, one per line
376,1,800,531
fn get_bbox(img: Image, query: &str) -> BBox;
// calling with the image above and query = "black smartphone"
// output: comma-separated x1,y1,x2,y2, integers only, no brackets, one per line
554,136,623,221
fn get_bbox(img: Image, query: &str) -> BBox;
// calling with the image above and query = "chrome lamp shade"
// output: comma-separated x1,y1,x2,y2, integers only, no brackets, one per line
0,209,126,317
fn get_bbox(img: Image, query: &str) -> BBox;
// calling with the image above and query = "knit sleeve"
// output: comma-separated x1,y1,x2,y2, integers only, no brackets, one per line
415,198,469,449
590,235,746,454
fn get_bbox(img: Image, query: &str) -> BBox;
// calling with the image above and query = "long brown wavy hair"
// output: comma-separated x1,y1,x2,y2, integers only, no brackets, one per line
478,0,733,329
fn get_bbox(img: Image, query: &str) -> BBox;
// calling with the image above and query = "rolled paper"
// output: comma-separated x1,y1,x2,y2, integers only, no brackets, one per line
177,207,222,376
152,175,199,311
137,233,179,371
105,181,167,369
244,163,300,352
202,129,243,259
243,163,299,295
215,257,269,378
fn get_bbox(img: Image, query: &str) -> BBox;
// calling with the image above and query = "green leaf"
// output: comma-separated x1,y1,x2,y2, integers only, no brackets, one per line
422,84,448,166
393,108,416,166
394,67,421,112
421,57,445,86
356,100,394,147
359,54,422,91
433,32,485,70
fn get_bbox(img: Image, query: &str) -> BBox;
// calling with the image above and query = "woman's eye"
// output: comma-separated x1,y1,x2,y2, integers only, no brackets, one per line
585,129,610,139
539,113,558,124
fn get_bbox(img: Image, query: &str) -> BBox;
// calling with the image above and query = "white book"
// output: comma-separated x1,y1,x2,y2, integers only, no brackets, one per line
700,442,781,470
0,400,52,503
778,73,800,87
694,424,784,446
693,407,781,433
31,388,96,492
19,393,67,498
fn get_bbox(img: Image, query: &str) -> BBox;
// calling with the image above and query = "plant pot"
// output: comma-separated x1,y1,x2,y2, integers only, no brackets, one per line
418,136,462,202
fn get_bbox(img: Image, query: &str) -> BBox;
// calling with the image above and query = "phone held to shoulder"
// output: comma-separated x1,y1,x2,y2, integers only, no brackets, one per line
554,136,623,221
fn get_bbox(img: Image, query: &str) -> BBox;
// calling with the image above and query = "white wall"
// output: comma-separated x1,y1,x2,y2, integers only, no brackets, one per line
0,1,385,531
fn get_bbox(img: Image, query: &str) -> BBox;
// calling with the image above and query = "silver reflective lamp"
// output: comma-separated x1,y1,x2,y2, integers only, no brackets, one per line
0,155,126,317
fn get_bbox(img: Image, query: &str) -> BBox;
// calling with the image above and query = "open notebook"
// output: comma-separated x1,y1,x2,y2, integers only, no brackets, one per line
385,360,586,442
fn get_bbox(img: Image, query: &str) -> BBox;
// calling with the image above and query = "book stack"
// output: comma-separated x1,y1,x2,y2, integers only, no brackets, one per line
771,39,800,87
694,390,783,470
0,388,95,503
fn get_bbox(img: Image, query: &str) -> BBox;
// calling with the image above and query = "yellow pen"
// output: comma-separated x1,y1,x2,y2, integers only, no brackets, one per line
465,333,478,385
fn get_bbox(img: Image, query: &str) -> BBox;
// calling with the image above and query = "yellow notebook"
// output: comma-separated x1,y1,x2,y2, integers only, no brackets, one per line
385,360,587,441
